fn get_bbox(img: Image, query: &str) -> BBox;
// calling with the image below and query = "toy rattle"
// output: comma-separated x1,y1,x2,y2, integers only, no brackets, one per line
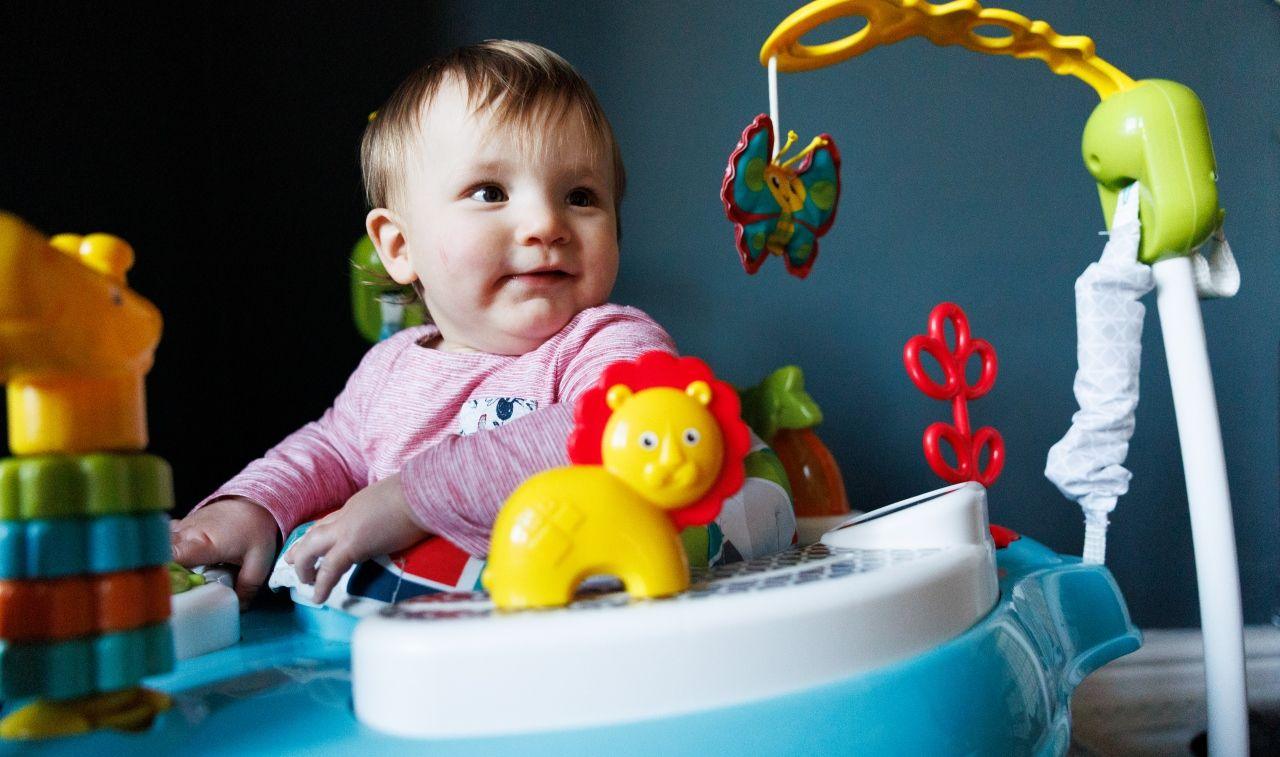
722,115,841,278
483,351,751,610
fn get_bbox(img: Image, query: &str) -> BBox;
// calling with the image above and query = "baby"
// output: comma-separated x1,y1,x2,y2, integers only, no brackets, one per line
171,41,794,607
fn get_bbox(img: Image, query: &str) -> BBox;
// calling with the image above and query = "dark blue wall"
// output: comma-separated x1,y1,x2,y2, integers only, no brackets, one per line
2,2,1275,629
450,0,1280,628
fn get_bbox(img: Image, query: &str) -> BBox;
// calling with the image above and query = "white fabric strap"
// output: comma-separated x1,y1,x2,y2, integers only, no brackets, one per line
1045,182,1154,564
1190,227,1240,299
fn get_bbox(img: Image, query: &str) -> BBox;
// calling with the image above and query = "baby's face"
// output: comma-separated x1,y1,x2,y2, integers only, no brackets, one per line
394,80,619,354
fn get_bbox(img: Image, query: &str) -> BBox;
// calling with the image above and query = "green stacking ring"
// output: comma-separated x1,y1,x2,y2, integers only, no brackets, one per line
0,454,174,520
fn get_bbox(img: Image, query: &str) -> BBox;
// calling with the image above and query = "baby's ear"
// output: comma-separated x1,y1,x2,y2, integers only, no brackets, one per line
365,208,417,286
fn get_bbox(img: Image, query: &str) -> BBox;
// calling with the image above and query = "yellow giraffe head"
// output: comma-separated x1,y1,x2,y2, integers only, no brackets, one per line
49,233,134,283
0,214,160,453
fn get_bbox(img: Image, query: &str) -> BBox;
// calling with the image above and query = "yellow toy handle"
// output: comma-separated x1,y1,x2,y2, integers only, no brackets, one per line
760,0,1136,100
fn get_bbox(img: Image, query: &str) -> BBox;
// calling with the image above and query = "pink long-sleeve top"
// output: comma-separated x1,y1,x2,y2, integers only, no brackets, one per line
198,304,676,555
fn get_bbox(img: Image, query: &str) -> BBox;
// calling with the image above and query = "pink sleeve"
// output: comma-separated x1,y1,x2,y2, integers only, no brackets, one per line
194,340,396,537
402,307,677,555
554,306,677,403
400,404,573,556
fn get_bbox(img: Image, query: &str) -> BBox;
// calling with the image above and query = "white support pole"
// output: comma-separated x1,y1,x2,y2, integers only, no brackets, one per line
1152,255,1249,756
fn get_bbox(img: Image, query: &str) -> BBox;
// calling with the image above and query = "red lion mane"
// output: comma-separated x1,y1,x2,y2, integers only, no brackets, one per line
566,351,751,529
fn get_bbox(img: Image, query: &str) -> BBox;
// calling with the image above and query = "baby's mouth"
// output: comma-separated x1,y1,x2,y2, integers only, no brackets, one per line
505,269,572,285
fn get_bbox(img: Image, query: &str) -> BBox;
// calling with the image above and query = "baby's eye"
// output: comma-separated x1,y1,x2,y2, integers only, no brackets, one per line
638,431,658,450
469,185,508,203
682,428,701,446
567,188,596,207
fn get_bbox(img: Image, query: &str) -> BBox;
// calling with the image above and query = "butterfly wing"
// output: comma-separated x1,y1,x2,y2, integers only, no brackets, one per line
722,114,783,274
788,134,841,277
792,134,841,233
782,223,819,278
734,217,783,274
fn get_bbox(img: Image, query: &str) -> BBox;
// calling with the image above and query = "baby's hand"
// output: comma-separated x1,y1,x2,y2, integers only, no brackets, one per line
284,474,428,604
170,497,279,608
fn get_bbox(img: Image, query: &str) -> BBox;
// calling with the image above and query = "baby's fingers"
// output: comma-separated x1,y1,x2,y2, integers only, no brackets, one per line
171,530,222,568
234,541,276,609
310,549,354,605
286,528,333,586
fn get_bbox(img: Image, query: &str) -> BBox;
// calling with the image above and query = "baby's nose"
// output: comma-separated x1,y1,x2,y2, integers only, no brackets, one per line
517,200,570,247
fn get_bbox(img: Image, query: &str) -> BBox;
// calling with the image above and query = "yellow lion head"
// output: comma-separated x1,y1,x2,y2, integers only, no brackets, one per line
601,381,723,509
567,352,751,528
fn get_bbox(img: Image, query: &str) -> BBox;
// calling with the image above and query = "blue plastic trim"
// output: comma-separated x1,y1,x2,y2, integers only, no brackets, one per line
292,605,359,642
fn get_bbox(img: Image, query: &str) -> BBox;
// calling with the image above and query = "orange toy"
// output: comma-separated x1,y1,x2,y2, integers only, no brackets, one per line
0,216,174,740
738,366,849,519
770,427,849,518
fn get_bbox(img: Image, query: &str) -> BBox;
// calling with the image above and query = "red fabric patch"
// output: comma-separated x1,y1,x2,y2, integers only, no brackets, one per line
391,537,472,586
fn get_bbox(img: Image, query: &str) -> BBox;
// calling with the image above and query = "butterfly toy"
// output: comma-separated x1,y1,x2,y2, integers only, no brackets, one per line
721,114,841,279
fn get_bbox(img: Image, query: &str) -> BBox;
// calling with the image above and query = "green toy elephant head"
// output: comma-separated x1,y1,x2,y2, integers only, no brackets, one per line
1081,80,1223,263
350,235,427,343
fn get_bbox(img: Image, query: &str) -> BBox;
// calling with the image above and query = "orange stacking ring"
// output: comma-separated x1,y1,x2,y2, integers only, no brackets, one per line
0,567,169,642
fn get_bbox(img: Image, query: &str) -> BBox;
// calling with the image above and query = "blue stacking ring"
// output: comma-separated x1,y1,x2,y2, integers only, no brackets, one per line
0,513,171,580
0,622,174,701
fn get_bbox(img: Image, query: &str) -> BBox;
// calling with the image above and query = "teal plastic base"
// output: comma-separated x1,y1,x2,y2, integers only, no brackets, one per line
0,537,1139,755
292,604,359,642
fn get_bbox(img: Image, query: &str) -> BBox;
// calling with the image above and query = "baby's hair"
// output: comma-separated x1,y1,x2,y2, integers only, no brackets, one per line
360,40,625,216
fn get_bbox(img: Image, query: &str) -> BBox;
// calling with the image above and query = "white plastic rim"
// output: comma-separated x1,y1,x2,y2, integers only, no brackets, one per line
822,481,992,551
354,545,994,738
353,483,999,739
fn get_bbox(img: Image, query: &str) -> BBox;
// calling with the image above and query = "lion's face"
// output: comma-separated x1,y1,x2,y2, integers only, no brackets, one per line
601,381,725,509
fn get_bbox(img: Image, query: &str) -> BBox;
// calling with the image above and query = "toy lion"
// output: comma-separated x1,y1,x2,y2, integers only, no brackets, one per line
483,352,751,610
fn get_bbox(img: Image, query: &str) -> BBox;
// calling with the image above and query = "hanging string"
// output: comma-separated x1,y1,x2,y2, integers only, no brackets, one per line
768,55,780,158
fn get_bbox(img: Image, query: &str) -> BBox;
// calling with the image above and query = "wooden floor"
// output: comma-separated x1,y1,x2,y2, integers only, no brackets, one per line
1070,625,1280,755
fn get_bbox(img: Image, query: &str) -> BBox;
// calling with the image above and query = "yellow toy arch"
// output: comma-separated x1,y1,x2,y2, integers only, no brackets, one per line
760,0,1135,100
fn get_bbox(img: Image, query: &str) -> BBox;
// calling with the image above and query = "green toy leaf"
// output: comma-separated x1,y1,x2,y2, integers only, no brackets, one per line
737,366,824,441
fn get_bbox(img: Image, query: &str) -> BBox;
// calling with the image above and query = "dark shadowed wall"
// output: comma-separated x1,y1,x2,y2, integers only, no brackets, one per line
1,1,1276,628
